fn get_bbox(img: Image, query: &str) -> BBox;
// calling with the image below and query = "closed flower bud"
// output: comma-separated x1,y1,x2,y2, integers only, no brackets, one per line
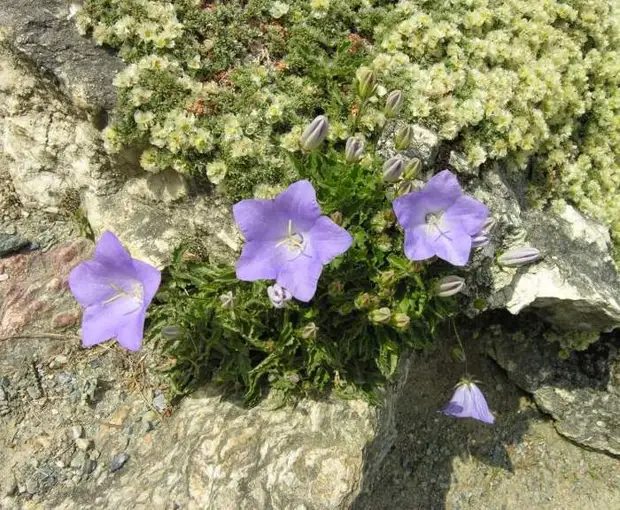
328,280,344,296
369,307,391,324
300,115,328,151
394,124,414,151
330,211,343,225
356,66,377,101
345,136,365,162
355,292,372,309
403,158,421,180
384,90,404,118
301,322,318,340
383,156,404,182
471,231,491,248
219,290,235,309
480,216,496,234
497,246,542,267
436,275,465,297
396,179,414,196
392,313,410,330
378,270,396,286
161,325,182,339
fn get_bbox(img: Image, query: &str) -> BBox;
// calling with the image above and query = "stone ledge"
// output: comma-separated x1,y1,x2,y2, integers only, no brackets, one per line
0,0,122,118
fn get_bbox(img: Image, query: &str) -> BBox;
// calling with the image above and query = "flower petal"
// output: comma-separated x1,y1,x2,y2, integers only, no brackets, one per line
403,225,436,261
308,216,352,265
274,180,322,231
423,170,462,210
276,255,323,302
233,199,287,242
236,241,281,281
443,195,489,236
393,190,428,229
132,259,161,307
94,231,135,274
469,384,495,424
68,260,120,308
430,226,472,266
116,310,146,351
80,297,140,348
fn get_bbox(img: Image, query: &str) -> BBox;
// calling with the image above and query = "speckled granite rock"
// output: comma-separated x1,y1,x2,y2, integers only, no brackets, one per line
45,388,379,510
488,325,620,456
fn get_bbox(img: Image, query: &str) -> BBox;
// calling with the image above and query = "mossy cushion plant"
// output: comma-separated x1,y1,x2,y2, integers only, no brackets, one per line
373,0,620,243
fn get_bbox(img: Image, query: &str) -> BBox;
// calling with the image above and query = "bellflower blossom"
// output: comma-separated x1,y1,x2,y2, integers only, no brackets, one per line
234,180,352,302
68,231,161,351
442,379,495,424
393,170,489,266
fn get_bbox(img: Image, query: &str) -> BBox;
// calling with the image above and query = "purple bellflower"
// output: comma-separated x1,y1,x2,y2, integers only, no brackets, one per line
393,170,489,266
442,379,495,424
267,283,292,308
68,231,161,351
234,180,352,302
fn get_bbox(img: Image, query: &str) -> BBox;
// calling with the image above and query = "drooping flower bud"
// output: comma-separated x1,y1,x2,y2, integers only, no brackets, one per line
396,179,414,196
356,66,377,101
394,125,414,151
435,275,465,297
383,156,404,182
345,136,365,162
403,158,421,180
300,115,328,151
267,283,293,308
369,307,391,324
497,246,542,267
471,231,491,248
384,90,404,118
392,313,410,330
301,322,318,340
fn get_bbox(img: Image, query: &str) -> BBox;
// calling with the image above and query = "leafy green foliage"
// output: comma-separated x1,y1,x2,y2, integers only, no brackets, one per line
149,148,455,405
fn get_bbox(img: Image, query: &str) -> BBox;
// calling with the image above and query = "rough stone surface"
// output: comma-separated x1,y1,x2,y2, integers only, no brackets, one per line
0,0,123,115
378,121,440,169
487,322,620,456
354,325,620,510
0,232,29,257
466,165,620,333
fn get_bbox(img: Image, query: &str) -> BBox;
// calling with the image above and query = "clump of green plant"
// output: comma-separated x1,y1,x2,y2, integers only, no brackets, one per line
372,0,620,242
544,329,600,359
77,0,393,199
148,141,456,405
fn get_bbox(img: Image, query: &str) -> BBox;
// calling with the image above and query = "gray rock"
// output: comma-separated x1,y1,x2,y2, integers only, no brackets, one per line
75,438,91,452
467,165,620,333
26,385,42,400
70,425,83,440
488,325,620,456
70,452,87,470
0,233,29,257
25,478,38,495
82,459,97,476
0,0,123,115
378,122,440,169
151,393,167,414
109,453,129,473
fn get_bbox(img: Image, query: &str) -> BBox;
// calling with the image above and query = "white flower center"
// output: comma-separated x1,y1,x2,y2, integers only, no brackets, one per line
102,280,144,314
425,211,452,241
276,219,310,261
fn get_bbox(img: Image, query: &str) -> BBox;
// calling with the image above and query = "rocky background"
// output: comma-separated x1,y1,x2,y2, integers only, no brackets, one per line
1,2,619,509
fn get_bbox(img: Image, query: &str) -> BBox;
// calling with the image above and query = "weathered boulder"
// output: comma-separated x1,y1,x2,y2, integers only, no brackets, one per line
468,166,620,333
487,323,620,456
